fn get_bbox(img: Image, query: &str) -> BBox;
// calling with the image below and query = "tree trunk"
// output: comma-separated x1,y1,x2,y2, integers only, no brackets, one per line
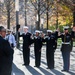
25,0,27,26
37,10,40,30
56,2,58,29
73,11,75,26
47,9,48,30
56,11,58,29
36,0,40,30
73,1,75,26
7,9,10,29
7,0,10,29
46,0,49,30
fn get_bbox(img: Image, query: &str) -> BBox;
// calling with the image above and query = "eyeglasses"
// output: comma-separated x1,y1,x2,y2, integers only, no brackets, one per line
1,30,6,33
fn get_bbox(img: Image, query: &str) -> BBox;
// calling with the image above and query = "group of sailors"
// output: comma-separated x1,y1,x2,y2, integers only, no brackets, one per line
18,26,75,72
0,25,75,75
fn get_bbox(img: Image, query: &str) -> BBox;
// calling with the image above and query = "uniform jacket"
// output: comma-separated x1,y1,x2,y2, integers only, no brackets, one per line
44,33,57,51
58,33,72,51
71,31,75,38
19,32,32,48
33,36,43,50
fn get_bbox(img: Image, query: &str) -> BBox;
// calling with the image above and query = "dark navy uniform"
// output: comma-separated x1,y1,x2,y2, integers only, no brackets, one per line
44,31,57,69
71,31,75,38
33,36,43,67
58,32,72,71
20,32,32,65
71,30,75,47
0,36,14,75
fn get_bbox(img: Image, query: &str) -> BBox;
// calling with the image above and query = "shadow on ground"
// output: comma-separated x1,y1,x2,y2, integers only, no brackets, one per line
26,66,41,75
68,71,75,75
39,67,53,75
12,63,25,75
51,69,64,75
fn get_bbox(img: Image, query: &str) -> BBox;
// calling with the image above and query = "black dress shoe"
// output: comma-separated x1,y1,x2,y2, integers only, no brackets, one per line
50,67,54,69
34,66,36,67
25,64,29,66
34,66,39,68
61,69,69,72
46,67,49,69
22,64,29,66
22,64,25,66
46,67,54,69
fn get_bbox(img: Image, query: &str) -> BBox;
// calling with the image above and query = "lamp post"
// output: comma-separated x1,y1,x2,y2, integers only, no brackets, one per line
15,0,19,48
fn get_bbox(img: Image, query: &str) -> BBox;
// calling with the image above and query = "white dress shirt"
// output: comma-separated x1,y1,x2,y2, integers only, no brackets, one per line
6,33,16,47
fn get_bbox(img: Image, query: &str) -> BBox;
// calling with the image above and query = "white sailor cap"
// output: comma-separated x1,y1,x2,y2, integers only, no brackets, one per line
23,26,28,29
7,29,11,32
64,26,69,30
35,30,40,33
47,30,52,33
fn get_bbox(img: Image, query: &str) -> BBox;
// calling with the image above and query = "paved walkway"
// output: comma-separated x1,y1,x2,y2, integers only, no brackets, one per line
12,45,75,75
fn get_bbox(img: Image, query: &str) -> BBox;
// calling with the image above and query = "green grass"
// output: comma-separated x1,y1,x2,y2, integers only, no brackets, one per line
57,38,62,46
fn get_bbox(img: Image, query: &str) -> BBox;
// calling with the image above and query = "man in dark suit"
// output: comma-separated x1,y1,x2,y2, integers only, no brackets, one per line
0,26,14,75
19,26,32,66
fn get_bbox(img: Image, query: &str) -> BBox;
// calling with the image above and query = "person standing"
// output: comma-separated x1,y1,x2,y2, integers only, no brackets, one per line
32,30,43,67
43,30,57,69
5,29,16,48
19,26,32,66
0,26,14,75
58,26,72,72
71,26,75,47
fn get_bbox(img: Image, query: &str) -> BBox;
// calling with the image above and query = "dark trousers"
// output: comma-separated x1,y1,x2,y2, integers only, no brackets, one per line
62,51,70,70
46,50,54,69
23,47,30,65
34,49,41,67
